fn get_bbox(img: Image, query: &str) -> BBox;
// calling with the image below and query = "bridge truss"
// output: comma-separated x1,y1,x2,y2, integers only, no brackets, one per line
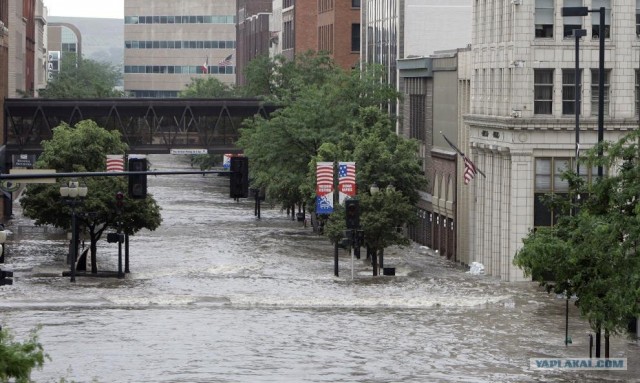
3,98,277,156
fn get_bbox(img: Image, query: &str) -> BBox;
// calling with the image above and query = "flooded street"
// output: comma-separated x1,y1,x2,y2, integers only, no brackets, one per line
0,155,638,382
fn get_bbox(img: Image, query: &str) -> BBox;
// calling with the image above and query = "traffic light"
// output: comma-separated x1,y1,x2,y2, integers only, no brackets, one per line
128,158,147,199
115,191,125,214
230,156,249,198
345,199,360,230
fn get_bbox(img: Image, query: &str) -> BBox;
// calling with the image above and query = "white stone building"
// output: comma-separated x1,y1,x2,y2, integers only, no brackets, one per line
466,0,639,280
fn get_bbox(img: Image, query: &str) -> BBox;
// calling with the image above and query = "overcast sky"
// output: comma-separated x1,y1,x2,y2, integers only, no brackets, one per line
45,0,124,19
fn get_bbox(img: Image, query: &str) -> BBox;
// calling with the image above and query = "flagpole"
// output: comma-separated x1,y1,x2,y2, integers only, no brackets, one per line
440,131,486,178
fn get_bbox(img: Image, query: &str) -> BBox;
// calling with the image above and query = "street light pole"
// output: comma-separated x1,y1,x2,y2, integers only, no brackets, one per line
596,7,605,178
573,29,586,180
562,6,606,177
60,181,88,283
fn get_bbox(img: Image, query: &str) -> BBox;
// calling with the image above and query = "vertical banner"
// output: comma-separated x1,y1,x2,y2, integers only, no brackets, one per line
316,162,334,214
106,155,125,172
338,162,356,205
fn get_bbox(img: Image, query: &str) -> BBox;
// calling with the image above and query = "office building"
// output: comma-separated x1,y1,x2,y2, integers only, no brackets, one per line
466,0,638,280
124,0,236,98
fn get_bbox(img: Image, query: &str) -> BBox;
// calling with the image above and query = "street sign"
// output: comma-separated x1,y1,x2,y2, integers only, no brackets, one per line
170,149,208,155
9,169,56,184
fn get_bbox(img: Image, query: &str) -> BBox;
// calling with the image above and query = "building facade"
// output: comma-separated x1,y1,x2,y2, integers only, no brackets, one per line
124,0,236,98
466,0,639,281
8,0,40,97
317,0,361,70
236,0,272,87
399,49,472,264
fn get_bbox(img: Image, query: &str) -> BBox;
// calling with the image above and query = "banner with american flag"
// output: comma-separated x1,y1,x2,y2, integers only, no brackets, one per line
106,155,124,172
338,162,356,205
316,162,334,214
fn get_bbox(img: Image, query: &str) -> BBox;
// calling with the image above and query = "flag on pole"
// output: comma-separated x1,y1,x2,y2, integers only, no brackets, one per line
316,162,334,214
106,155,125,172
202,58,209,74
440,132,485,184
463,156,477,185
338,162,356,205
218,54,233,66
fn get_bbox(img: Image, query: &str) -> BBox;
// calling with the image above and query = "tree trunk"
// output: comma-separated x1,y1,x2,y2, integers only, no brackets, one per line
605,330,610,358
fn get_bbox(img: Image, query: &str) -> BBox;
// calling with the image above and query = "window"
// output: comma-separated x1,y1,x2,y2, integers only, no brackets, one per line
636,70,640,116
591,69,610,117
352,0,361,8
351,23,360,52
562,69,582,115
535,157,598,226
637,0,640,36
409,95,426,142
283,20,294,50
563,0,583,37
535,0,554,38
534,69,553,115
591,0,611,39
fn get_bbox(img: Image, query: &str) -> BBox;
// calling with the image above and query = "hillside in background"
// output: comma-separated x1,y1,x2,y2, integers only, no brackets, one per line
48,16,123,69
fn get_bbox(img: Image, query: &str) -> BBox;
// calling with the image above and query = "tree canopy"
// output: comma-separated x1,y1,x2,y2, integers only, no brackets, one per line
514,129,640,353
38,54,123,99
238,52,425,259
20,120,162,273
180,77,236,98
0,326,47,383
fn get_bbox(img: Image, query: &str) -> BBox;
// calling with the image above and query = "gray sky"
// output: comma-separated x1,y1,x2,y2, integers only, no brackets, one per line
45,0,124,19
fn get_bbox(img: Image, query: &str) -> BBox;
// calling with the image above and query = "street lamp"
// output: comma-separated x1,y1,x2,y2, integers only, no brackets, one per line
60,180,88,282
562,6,606,177
572,28,587,180
369,183,379,195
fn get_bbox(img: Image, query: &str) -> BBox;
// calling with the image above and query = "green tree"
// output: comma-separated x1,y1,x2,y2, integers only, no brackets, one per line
238,52,399,212
514,130,640,356
180,77,236,98
39,54,124,98
0,326,47,383
20,120,162,273
321,107,426,261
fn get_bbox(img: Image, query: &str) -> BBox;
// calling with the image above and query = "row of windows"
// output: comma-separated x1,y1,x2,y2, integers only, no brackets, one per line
125,40,235,49
124,65,235,75
533,68,610,115
535,0,613,39
128,90,180,98
124,15,236,25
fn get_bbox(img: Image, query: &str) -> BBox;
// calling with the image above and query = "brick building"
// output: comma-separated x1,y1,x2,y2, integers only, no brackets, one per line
236,0,271,87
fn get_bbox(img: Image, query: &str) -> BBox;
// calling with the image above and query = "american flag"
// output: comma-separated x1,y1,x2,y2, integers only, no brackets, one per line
202,57,208,74
464,156,477,185
316,162,334,193
106,155,124,172
338,163,355,183
218,54,233,66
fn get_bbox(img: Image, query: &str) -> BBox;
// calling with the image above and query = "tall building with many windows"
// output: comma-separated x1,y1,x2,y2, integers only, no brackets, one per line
124,0,236,98
466,0,638,280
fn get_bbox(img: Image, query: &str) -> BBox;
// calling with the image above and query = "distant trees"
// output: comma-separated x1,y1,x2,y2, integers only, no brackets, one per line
39,54,123,99
238,51,425,262
180,77,235,98
20,120,162,273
